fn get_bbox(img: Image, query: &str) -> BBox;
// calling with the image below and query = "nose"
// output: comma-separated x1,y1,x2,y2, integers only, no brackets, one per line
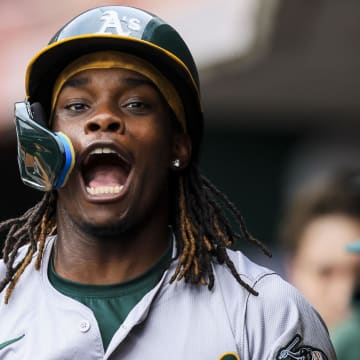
84,111,124,134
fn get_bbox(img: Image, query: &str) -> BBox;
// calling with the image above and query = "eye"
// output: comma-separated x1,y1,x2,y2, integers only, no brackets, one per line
65,102,89,112
121,94,154,113
125,101,150,110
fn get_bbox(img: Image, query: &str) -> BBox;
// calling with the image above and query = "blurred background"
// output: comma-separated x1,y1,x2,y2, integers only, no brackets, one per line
1,0,360,270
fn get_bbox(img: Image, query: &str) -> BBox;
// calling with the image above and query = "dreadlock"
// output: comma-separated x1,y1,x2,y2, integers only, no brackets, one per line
0,192,56,303
170,164,271,295
0,165,270,303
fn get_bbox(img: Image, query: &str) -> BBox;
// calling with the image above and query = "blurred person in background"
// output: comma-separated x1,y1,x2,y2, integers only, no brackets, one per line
331,239,360,359
278,171,360,333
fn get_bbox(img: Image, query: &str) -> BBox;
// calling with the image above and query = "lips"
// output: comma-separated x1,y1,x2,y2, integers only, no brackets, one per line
80,144,132,198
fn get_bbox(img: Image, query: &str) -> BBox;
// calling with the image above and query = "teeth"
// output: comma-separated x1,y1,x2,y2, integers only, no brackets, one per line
90,147,117,155
86,185,123,195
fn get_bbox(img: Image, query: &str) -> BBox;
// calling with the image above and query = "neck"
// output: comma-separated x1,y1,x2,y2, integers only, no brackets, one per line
53,207,171,285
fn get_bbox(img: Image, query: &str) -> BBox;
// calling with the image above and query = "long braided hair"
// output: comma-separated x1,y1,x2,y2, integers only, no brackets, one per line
170,165,271,292
0,192,56,303
0,163,270,304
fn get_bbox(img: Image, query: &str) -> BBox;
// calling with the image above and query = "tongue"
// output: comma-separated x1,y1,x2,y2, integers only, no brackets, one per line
86,165,126,188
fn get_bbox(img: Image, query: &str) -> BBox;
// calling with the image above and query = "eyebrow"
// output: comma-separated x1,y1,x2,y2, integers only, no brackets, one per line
122,77,156,88
62,77,89,89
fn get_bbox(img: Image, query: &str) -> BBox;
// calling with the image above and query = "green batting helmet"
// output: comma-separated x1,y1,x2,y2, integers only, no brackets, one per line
24,5,204,158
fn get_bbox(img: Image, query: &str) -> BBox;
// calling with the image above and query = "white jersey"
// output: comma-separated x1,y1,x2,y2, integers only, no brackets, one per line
0,237,336,360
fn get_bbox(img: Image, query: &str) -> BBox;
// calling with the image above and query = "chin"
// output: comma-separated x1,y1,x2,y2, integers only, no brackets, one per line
80,220,130,238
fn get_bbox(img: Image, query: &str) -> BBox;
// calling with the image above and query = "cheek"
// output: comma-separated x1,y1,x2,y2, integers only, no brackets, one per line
52,115,84,151
131,120,174,159
52,114,79,134
51,111,64,132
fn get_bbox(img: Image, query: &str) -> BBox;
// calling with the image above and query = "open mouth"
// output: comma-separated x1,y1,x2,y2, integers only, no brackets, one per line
81,146,131,197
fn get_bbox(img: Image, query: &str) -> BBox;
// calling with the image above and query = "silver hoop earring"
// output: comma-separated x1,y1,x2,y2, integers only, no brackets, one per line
172,159,181,168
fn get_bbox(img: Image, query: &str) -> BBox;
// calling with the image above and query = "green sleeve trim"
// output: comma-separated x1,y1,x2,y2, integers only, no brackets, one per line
0,334,25,350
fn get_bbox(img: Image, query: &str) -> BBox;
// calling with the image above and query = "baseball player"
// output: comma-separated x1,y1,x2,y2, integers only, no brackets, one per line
0,5,336,360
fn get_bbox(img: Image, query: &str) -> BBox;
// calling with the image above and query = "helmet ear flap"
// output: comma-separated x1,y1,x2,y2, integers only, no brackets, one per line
14,101,75,191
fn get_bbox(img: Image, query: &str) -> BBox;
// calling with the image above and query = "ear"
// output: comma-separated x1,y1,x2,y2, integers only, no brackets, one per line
170,133,192,171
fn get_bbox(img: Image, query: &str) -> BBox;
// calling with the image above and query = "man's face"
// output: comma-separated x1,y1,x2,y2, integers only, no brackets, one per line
52,67,186,235
288,214,360,329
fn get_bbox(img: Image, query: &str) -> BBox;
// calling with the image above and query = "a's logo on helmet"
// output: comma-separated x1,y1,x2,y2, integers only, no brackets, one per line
97,10,142,35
